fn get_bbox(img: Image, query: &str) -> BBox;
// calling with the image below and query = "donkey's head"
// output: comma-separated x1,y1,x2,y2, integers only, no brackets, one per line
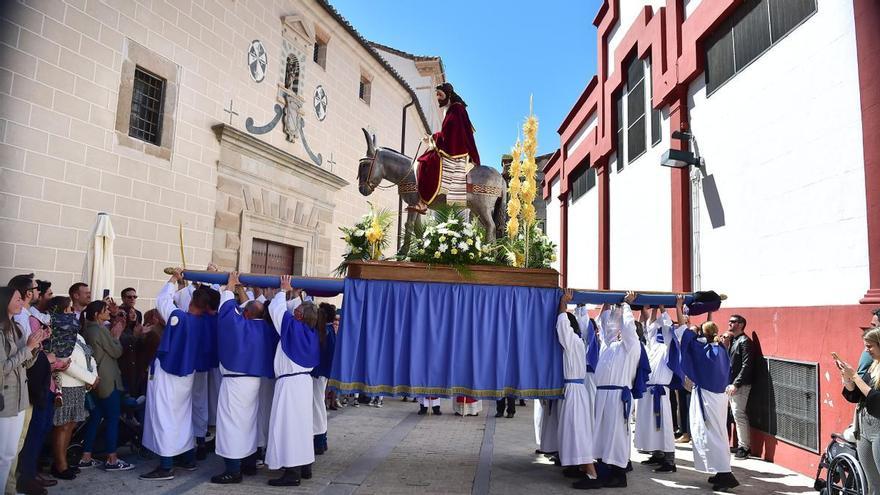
358,128,381,196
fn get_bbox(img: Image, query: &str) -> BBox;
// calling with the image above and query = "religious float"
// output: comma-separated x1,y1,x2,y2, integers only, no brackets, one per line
175,98,717,401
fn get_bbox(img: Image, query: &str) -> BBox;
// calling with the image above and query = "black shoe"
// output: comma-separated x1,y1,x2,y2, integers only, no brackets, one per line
17,478,47,495
711,472,740,491
495,411,504,418
210,472,242,484
174,459,197,471
301,463,312,479
708,475,718,484
518,399,526,406
562,466,587,479
653,462,677,473
242,464,257,476
315,445,326,455
432,406,442,415
572,477,603,490
50,467,76,480
268,467,301,486
196,443,208,461
139,468,174,480
454,412,462,416
734,447,751,459
505,413,514,418
604,474,627,488
729,447,738,454
640,455,662,465
625,461,633,472
418,406,428,415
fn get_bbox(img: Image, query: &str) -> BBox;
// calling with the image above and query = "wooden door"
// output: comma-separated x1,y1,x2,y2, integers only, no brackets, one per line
250,238,295,275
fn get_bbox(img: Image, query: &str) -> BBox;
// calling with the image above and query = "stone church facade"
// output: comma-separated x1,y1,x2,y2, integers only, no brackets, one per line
0,0,441,300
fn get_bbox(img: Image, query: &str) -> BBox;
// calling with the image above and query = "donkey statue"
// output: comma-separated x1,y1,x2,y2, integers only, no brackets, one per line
357,128,506,250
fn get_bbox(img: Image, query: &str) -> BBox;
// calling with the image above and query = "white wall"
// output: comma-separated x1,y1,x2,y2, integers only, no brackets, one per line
605,0,665,73
687,0,867,307
683,0,703,19
567,179,600,289
608,141,672,292
372,48,442,133
565,111,597,160
546,177,561,271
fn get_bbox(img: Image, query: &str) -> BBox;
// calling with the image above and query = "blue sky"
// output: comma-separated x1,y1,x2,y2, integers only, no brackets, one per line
331,0,602,168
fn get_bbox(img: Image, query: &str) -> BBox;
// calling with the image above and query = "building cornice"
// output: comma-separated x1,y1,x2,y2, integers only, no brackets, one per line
212,123,349,191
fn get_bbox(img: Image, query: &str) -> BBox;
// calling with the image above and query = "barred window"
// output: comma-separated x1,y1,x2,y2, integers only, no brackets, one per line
705,0,816,94
129,67,165,146
570,165,596,203
359,75,371,105
626,57,646,163
313,38,327,69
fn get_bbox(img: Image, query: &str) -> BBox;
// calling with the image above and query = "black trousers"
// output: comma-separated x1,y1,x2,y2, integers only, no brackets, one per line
496,396,516,415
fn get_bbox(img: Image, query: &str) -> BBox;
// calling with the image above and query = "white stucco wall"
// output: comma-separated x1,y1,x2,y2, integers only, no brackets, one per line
372,48,442,133
565,111,597,160
566,179,600,290
687,0,867,307
546,177,561,272
605,0,665,73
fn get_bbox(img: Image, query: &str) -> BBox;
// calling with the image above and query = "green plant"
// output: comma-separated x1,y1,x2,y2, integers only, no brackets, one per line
400,205,500,273
333,202,394,276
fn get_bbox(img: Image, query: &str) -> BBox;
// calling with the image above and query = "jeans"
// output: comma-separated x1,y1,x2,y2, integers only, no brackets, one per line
858,409,880,495
729,385,751,449
0,411,26,492
83,389,121,454
18,390,55,481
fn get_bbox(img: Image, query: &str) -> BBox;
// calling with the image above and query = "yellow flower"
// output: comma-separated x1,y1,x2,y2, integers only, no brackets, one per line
451,248,458,255
434,251,441,259
439,236,447,243
466,239,474,245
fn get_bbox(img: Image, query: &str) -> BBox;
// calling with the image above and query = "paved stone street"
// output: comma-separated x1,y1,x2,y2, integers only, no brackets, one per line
53,399,819,494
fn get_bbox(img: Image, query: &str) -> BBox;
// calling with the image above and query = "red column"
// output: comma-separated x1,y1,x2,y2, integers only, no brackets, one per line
597,159,611,290
854,0,880,304
669,95,692,292
560,190,569,288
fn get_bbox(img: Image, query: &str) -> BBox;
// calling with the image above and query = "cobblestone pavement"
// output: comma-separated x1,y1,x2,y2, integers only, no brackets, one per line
50,399,818,494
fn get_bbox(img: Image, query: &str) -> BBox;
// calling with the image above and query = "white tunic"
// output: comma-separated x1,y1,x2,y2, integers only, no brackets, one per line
192,371,209,438
538,399,560,453
592,304,640,468
312,376,328,435
142,282,195,457
208,366,222,426
265,292,314,469
555,313,595,466
634,313,676,453
215,291,260,460
257,378,275,449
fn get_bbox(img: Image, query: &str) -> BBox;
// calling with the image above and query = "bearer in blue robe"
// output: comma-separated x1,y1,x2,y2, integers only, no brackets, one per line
673,295,739,491
266,275,320,486
211,272,279,484
141,268,219,481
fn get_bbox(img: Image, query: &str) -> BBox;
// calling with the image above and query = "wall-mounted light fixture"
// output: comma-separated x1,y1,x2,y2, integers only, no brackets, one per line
660,130,704,169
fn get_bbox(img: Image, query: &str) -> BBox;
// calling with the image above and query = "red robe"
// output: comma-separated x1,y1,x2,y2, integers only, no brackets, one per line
417,102,481,203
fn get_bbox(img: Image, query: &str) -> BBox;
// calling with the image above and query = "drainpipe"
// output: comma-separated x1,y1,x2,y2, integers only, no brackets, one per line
398,99,416,251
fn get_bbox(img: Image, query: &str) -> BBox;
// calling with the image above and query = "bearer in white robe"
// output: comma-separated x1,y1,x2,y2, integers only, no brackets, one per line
266,276,319,487
555,290,598,483
673,295,738,491
210,272,278,484
634,307,680,473
574,292,640,490
536,398,560,456
140,269,218,481
310,302,337,456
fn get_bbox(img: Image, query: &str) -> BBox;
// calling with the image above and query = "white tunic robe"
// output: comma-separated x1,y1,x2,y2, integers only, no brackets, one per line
215,291,261,460
555,313,596,466
142,282,195,457
257,378,275,449
312,376,328,435
592,304,641,468
265,293,314,469
537,399,560,453
634,313,676,453
192,371,209,438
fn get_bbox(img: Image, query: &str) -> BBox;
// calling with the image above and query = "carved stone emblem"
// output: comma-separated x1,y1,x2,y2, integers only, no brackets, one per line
314,85,327,121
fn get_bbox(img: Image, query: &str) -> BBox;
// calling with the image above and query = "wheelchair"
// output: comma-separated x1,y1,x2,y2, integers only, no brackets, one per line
814,432,868,495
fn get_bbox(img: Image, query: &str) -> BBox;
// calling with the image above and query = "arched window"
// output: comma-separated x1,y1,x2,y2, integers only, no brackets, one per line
285,55,300,94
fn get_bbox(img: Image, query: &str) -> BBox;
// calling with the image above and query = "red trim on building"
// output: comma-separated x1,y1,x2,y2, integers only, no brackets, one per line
854,0,880,304
669,95,691,291
597,159,610,289
559,191,569,287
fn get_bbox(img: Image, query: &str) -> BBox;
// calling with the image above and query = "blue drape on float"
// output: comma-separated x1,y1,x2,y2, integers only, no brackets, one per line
330,278,564,400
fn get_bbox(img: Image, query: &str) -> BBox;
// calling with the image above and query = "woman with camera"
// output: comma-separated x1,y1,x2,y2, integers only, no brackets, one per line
839,327,880,495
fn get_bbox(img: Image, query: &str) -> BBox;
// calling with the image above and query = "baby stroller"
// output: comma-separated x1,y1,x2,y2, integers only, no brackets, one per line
65,394,151,466
814,432,867,495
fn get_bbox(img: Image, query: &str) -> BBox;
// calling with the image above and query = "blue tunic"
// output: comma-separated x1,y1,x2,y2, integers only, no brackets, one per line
310,324,336,378
217,299,279,378
679,328,729,393
280,312,320,369
156,309,217,377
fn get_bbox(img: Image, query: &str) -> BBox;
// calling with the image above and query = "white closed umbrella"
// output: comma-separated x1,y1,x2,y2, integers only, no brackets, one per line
82,212,116,300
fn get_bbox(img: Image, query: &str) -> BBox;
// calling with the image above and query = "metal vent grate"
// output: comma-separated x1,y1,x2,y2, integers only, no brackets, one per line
767,357,818,452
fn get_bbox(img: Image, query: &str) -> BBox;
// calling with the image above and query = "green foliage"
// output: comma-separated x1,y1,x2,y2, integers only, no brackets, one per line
400,205,500,273
497,222,557,269
333,203,394,276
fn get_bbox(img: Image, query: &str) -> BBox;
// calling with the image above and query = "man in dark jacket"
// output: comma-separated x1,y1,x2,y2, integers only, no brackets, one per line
725,314,754,459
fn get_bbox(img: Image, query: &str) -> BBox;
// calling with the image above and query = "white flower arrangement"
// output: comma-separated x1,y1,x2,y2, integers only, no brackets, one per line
403,205,497,268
